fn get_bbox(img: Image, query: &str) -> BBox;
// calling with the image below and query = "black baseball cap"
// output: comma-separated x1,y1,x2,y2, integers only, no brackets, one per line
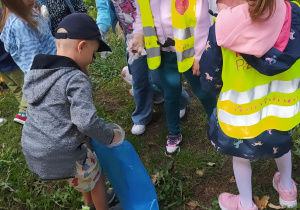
55,13,111,52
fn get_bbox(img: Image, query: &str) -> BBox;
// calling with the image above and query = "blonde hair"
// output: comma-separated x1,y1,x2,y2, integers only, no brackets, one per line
0,0,38,33
246,0,276,21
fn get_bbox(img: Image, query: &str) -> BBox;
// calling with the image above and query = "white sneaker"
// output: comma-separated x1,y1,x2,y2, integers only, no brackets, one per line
121,66,132,85
131,124,146,135
180,108,186,119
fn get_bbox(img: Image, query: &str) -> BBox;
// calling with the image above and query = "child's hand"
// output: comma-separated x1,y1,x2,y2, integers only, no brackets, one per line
129,34,144,56
107,123,125,148
192,60,200,76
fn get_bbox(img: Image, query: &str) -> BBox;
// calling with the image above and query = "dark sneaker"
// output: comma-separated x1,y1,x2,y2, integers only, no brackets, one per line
165,133,182,156
107,188,116,204
14,112,27,125
109,203,123,210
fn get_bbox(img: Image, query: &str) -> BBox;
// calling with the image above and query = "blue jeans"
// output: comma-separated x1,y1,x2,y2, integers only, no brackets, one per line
128,54,190,125
128,55,153,125
157,51,217,133
150,68,190,110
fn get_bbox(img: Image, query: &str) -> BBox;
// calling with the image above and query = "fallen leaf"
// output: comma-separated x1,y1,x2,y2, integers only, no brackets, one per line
187,201,198,210
196,168,205,176
254,196,269,210
207,162,216,167
147,142,157,146
268,203,285,209
229,176,236,183
151,172,160,185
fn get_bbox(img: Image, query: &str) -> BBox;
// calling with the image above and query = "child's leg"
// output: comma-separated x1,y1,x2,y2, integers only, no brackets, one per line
157,52,182,134
90,174,108,210
233,156,253,208
275,150,293,190
0,68,28,112
82,174,108,210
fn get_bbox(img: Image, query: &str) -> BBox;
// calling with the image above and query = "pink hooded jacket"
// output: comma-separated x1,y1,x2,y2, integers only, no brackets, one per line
215,0,291,57
133,0,211,61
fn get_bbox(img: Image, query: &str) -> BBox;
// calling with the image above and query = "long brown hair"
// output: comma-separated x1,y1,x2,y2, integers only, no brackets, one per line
0,0,38,33
246,0,276,21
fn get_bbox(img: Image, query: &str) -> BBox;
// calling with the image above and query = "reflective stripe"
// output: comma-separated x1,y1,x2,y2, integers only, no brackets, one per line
176,47,194,62
173,27,194,40
219,100,300,127
146,47,161,58
219,77,300,104
143,26,157,37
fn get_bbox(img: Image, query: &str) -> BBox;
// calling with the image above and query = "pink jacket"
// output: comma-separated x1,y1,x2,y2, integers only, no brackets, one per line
133,0,210,61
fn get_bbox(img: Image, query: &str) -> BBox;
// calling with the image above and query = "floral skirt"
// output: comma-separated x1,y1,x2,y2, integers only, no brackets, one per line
208,108,292,159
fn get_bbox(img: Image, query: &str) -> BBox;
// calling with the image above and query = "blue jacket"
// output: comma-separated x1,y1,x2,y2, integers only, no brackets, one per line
96,0,118,34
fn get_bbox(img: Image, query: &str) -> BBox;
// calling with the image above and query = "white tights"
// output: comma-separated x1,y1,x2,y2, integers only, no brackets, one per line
233,150,293,209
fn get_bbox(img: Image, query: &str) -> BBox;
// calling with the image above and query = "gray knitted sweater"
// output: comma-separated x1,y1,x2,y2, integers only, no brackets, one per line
22,54,114,180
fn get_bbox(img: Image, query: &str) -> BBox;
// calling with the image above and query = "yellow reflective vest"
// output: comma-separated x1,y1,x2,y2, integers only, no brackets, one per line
218,48,300,139
137,0,197,72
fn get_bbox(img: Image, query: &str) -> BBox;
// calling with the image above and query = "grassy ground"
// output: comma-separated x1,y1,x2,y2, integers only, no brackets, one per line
1,1,300,209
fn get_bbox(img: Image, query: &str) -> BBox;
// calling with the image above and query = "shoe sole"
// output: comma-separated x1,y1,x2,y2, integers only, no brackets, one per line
14,118,25,125
165,135,182,156
272,178,297,208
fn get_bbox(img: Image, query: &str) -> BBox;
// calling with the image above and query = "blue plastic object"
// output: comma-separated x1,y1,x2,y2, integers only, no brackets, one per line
91,139,159,210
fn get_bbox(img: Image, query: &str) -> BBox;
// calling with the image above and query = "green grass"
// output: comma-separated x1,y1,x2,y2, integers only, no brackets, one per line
1,1,300,209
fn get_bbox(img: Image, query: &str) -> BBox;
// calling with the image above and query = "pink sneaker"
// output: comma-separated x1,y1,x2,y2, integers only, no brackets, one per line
273,172,297,208
218,193,258,210
14,112,27,125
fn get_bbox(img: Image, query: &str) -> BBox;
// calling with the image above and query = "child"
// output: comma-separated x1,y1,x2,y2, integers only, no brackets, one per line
0,7,28,124
0,0,56,124
130,0,217,155
36,0,87,35
96,0,190,135
200,0,300,209
0,0,56,76
22,13,123,210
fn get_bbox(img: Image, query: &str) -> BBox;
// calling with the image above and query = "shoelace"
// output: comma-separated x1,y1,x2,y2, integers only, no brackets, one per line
167,135,179,146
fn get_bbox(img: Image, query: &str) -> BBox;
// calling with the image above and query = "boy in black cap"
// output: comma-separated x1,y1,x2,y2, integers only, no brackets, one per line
21,13,123,210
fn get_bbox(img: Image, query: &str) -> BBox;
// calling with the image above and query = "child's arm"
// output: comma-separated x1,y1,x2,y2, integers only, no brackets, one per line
194,0,211,67
200,24,223,95
67,72,115,145
96,0,113,35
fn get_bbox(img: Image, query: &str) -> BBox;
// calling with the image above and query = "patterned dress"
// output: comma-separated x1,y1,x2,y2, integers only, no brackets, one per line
38,0,87,34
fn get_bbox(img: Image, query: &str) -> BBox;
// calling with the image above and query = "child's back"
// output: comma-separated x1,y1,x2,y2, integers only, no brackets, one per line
22,54,114,180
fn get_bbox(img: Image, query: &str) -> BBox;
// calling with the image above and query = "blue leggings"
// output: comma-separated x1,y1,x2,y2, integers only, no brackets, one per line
157,51,216,133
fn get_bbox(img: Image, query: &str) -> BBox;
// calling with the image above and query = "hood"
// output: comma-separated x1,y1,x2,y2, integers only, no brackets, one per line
216,0,287,57
23,54,81,104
